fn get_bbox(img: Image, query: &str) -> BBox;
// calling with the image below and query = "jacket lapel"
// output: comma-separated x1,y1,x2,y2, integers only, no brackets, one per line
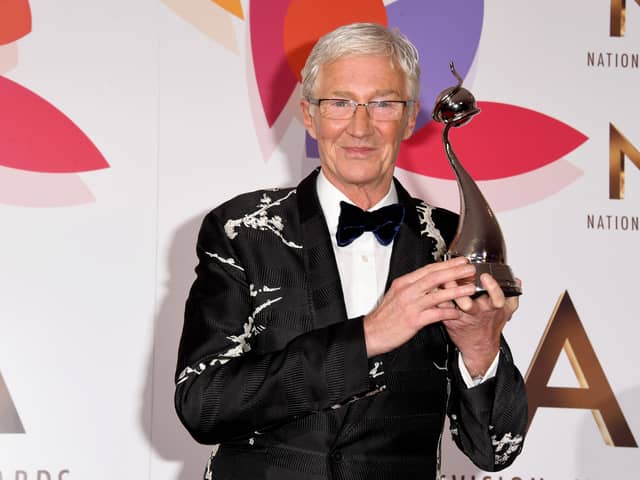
296,169,349,329
386,178,437,289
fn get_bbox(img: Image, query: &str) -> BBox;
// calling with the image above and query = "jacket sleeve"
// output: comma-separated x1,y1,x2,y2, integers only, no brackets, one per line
446,335,528,471
174,211,372,445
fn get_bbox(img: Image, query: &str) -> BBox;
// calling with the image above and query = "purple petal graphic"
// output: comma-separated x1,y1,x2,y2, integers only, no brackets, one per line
387,0,484,129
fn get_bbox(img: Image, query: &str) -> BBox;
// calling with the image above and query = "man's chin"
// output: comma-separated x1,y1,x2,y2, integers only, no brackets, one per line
339,171,392,190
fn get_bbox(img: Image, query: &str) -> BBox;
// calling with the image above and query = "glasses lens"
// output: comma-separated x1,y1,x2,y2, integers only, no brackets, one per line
368,101,404,120
320,100,354,119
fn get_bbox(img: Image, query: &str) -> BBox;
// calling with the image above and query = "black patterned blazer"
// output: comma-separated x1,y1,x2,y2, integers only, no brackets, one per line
175,168,527,480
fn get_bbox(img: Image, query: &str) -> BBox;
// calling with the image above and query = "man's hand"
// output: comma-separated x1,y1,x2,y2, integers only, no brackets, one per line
443,273,521,378
363,257,477,357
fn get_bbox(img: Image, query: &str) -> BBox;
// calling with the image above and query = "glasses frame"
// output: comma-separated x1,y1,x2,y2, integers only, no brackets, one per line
307,98,415,121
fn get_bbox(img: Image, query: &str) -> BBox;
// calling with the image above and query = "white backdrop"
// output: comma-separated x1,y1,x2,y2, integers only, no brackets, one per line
1,1,638,479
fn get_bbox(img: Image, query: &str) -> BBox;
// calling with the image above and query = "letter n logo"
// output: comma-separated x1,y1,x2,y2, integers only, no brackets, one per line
525,291,636,447
611,0,640,36
610,123,640,199
0,370,24,433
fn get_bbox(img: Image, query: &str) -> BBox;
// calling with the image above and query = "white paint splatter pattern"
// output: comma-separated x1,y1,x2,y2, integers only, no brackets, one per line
415,202,446,261
491,431,523,465
204,450,214,480
330,385,387,410
329,362,389,410
432,360,447,371
369,361,384,379
224,190,302,249
249,283,281,297
203,250,245,271
176,289,282,385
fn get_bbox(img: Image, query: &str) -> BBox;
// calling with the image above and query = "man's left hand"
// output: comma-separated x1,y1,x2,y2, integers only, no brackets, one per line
442,272,520,378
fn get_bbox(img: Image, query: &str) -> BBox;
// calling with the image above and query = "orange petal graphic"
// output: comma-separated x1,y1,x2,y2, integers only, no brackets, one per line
211,0,244,19
0,0,32,45
283,0,387,82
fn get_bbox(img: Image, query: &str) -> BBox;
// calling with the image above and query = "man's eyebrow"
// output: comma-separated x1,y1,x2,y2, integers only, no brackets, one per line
327,89,403,99
371,89,403,98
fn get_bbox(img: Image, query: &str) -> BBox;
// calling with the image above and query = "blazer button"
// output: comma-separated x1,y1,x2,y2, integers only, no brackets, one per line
331,450,343,462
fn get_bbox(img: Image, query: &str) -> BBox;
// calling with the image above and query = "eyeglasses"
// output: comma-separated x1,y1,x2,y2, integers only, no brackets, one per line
308,98,415,121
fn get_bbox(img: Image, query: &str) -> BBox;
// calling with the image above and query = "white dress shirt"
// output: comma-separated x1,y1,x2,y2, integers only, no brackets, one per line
315,169,498,387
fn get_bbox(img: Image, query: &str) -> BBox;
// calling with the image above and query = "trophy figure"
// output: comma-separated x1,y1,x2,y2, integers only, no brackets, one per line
432,63,521,297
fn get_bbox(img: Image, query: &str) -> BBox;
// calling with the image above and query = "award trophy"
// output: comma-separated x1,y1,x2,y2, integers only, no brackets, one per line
432,63,521,297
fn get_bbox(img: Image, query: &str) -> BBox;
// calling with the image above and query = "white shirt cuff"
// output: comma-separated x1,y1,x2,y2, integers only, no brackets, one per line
458,351,500,388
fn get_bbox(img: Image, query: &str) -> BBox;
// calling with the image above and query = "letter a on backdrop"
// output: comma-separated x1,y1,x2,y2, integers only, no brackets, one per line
525,291,637,447
0,370,24,433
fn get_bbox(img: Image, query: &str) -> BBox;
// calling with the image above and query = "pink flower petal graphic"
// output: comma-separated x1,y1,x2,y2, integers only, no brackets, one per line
0,75,109,173
250,0,296,127
0,166,95,207
396,159,583,213
398,102,588,180
0,43,18,74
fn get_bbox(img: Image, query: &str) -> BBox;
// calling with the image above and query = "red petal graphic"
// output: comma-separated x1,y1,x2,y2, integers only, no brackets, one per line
0,0,31,45
250,0,296,127
0,76,109,173
396,159,584,213
398,102,588,180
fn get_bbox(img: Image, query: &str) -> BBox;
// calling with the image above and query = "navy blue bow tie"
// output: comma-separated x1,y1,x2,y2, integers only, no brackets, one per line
336,201,405,247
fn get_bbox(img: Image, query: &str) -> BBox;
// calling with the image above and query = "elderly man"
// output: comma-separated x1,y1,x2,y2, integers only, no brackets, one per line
175,23,527,480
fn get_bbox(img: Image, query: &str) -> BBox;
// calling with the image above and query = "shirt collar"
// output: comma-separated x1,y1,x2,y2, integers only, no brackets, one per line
316,168,399,235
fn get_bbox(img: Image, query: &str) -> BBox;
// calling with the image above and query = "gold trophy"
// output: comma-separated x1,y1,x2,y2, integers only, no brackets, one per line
432,63,521,297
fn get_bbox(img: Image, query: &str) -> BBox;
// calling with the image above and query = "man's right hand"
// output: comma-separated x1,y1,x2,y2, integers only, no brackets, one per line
363,256,477,357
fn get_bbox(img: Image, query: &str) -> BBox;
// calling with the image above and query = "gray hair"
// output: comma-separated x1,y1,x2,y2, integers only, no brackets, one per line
301,23,421,100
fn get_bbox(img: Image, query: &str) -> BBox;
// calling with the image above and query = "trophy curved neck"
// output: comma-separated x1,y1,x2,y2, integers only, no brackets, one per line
442,124,507,263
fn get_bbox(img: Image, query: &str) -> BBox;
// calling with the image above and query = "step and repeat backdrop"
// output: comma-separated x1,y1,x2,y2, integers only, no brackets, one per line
1,1,638,479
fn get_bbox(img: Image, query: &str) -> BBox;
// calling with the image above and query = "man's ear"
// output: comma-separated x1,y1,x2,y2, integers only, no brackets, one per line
402,100,420,140
301,99,318,140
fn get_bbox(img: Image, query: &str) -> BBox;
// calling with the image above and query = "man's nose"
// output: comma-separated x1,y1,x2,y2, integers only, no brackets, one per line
347,104,374,136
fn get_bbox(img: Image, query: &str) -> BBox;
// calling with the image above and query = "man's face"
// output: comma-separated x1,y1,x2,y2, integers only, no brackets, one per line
301,55,419,198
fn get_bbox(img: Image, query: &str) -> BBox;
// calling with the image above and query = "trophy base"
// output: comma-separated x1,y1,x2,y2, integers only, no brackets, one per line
445,254,522,298
472,261,521,298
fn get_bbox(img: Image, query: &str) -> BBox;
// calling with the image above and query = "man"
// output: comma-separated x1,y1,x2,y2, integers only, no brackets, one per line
175,23,527,480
